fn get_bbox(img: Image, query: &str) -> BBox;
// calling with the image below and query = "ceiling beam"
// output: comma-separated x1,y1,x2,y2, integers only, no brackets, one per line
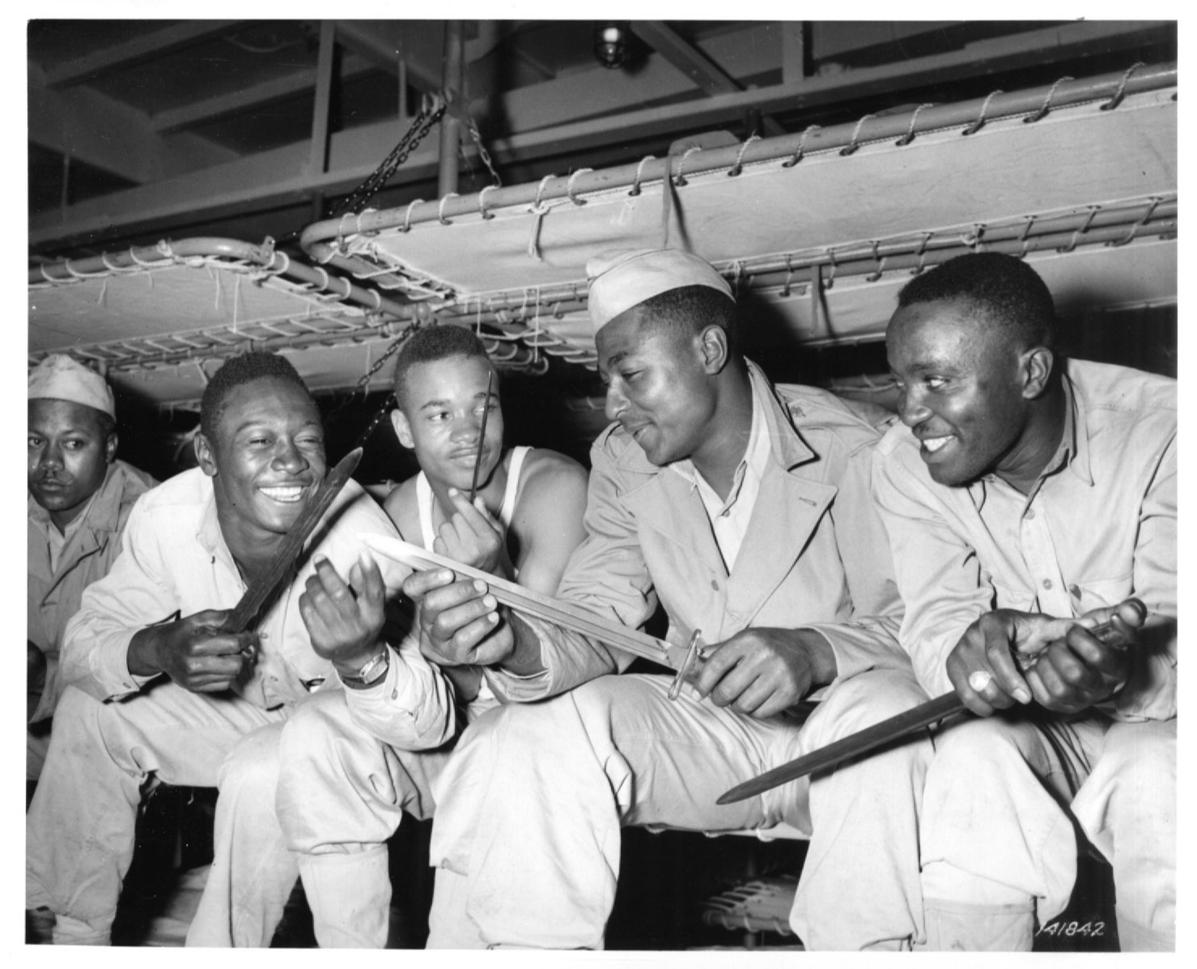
149,53,377,133
29,65,237,183
631,22,743,96
335,21,442,92
42,20,242,87
781,22,808,86
630,21,786,137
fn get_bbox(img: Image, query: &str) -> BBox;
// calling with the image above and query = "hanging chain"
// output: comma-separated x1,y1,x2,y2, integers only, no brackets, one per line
464,114,502,188
325,320,426,451
333,97,448,217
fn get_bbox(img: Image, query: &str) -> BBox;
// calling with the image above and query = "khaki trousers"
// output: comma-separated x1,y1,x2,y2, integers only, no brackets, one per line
427,669,932,950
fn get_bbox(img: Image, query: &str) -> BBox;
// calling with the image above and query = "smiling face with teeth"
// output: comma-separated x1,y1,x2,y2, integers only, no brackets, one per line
887,296,1057,491
195,375,326,557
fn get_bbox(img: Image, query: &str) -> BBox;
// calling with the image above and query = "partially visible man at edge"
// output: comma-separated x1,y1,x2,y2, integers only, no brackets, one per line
27,354,155,780
876,251,1175,950
403,248,934,950
203,326,590,946
25,351,419,945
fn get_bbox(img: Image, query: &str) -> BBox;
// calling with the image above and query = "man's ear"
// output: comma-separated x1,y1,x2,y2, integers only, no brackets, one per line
194,432,218,477
1020,346,1055,400
104,431,118,465
390,409,415,449
697,325,730,375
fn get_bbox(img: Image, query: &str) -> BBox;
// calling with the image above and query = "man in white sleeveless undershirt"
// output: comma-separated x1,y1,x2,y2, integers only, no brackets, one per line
382,324,588,707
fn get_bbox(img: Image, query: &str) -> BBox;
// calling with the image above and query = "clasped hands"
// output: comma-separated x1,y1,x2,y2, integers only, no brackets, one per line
947,598,1146,717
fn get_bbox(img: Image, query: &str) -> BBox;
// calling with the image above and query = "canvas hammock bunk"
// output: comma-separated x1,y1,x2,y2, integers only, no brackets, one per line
28,237,545,410
28,60,1176,410
298,60,1177,373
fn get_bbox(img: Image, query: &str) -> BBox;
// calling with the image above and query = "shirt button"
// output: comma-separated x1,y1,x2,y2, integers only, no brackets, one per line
1042,579,1053,590
710,580,719,591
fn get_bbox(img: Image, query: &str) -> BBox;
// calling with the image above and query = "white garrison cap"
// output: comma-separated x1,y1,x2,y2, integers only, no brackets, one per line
28,354,116,419
586,248,733,330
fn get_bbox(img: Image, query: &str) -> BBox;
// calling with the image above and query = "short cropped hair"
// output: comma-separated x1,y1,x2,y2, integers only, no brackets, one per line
392,325,492,406
200,352,311,440
897,252,1056,350
634,285,738,349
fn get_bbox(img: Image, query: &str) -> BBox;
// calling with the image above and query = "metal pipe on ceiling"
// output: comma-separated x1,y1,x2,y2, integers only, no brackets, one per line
437,20,465,198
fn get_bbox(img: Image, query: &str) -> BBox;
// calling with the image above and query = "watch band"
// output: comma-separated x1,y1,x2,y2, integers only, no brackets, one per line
340,647,390,688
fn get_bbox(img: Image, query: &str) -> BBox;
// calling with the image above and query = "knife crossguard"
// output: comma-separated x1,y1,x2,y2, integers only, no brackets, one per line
667,629,708,700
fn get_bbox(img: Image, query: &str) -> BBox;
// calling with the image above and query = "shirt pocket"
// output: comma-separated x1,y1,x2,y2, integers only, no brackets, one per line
1068,575,1134,615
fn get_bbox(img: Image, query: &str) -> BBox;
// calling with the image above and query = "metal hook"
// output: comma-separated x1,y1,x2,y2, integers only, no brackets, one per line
963,90,1003,136
566,168,593,205
400,199,425,233
839,113,877,156
673,146,702,187
727,134,761,177
1023,76,1073,124
1100,62,1146,111
629,155,656,197
783,124,821,167
895,103,935,147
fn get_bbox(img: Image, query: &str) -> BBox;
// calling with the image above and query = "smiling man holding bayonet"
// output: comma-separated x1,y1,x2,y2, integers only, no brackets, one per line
24,351,414,946
875,252,1176,950
403,248,932,950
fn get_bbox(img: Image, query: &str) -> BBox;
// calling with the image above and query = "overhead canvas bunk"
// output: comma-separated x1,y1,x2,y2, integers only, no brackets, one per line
28,61,1176,411
28,237,546,410
298,61,1177,372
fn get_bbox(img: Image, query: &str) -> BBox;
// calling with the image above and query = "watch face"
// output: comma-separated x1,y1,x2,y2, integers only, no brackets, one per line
359,650,389,684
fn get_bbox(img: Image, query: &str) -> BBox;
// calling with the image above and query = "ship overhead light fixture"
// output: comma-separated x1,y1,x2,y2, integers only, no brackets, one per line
594,22,631,69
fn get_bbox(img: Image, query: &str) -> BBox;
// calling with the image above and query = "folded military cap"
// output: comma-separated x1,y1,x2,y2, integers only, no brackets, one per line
28,354,116,418
586,248,733,329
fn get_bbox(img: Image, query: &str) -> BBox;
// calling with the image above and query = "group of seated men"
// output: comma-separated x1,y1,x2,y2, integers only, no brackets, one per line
26,247,1175,951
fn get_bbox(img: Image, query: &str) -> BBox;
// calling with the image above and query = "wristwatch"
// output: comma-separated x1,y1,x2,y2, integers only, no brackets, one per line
339,648,390,689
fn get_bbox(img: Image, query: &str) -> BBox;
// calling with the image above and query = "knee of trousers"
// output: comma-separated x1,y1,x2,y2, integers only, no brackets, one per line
437,688,609,812
217,723,282,796
804,668,930,747
48,684,106,739
927,716,1028,774
1092,720,1176,789
276,692,360,776
470,685,608,758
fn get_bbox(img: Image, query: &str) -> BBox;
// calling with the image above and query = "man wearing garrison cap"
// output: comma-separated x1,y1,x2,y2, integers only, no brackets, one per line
405,248,932,949
27,356,155,780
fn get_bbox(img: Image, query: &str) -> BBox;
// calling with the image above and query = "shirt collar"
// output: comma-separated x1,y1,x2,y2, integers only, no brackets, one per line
1059,367,1093,485
966,365,1092,507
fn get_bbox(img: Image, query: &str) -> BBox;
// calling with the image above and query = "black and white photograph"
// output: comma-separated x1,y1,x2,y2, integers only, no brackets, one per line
16,5,1182,961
